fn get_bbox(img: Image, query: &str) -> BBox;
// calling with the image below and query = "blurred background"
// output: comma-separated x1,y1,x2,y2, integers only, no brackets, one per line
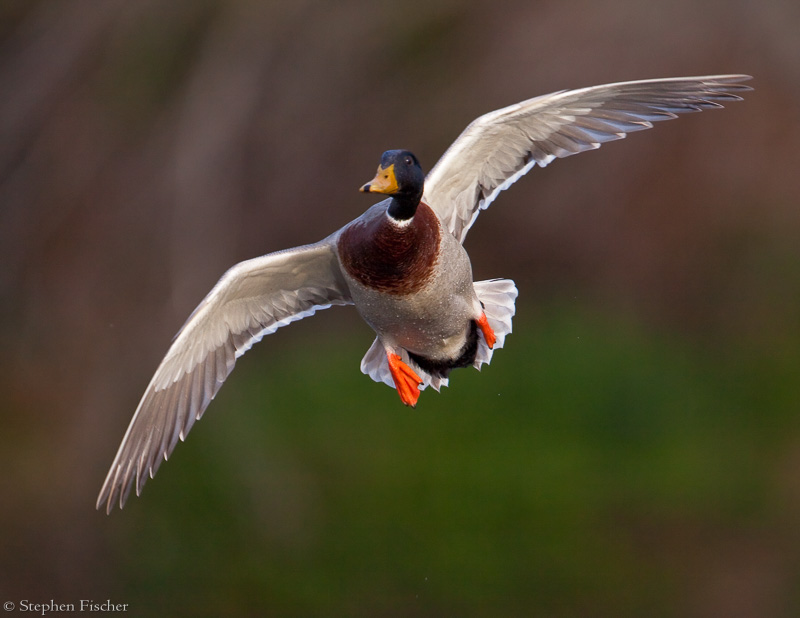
1,0,798,615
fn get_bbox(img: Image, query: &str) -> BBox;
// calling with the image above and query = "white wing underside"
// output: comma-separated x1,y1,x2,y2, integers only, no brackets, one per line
97,235,352,513
423,75,752,243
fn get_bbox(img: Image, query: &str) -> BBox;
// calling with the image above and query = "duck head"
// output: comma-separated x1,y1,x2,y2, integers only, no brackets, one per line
360,150,424,220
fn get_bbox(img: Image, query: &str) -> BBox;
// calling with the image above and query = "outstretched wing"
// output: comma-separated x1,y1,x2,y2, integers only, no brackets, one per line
97,235,352,513
423,74,752,243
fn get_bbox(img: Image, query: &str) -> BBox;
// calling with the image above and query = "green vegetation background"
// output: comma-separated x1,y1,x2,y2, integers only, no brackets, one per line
106,302,800,616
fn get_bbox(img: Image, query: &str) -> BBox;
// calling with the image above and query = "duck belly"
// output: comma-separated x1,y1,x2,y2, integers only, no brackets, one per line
348,239,479,362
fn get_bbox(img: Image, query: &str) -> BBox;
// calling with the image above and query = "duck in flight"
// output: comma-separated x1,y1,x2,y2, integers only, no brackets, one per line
98,74,751,512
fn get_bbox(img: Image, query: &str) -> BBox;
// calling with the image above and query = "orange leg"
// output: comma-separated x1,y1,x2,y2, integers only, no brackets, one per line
387,353,423,407
476,312,496,349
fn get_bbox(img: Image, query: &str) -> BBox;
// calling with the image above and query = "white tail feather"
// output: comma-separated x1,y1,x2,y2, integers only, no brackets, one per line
472,278,518,369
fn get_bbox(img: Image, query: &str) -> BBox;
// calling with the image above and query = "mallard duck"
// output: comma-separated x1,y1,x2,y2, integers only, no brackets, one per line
98,74,751,512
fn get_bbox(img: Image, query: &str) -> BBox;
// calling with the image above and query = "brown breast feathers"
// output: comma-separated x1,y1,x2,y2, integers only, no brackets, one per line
338,202,441,295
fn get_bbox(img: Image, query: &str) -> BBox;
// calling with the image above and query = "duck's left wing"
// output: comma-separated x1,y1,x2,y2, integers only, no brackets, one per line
97,235,352,513
423,75,752,243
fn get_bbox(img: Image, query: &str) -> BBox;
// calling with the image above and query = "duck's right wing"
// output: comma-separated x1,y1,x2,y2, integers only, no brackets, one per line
423,74,752,243
97,235,352,513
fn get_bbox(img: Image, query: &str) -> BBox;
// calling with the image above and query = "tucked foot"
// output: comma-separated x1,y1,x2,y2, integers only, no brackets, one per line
387,353,423,407
476,312,496,349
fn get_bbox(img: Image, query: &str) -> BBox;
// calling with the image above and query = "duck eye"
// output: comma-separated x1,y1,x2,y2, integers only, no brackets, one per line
404,156,413,165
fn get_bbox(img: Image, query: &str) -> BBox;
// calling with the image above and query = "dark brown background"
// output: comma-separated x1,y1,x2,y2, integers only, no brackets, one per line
2,1,798,615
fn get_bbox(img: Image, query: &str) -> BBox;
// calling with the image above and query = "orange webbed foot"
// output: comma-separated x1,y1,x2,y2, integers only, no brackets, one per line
387,353,423,407
476,312,496,349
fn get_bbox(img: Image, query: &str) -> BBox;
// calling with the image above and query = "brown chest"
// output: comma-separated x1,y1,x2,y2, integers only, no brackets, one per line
338,202,441,295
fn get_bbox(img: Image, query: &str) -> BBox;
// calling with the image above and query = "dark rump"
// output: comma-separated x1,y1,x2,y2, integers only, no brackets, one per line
409,320,479,379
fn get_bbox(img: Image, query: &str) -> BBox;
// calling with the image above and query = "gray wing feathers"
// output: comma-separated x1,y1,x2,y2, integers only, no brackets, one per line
423,75,752,243
97,236,352,513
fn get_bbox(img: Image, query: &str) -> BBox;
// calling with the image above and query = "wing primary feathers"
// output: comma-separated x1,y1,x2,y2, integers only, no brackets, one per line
423,74,751,242
97,239,353,512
